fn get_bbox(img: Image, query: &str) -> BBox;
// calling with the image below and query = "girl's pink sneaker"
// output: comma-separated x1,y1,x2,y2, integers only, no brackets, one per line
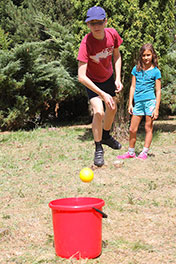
117,152,136,159
137,152,147,160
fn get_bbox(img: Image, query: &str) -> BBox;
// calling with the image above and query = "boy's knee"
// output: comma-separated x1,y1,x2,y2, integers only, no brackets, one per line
94,110,105,120
111,106,117,114
106,105,117,115
114,107,117,115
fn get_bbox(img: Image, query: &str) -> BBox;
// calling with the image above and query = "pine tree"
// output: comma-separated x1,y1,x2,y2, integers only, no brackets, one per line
30,0,76,25
0,26,12,50
0,1,82,130
160,39,176,115
0,38,78,130
0,0,42,46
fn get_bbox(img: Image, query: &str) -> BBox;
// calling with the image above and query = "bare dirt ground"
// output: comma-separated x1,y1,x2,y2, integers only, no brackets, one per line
0,116,176,264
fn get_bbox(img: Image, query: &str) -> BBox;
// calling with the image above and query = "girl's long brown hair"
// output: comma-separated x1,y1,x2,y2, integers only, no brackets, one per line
136,43,159,71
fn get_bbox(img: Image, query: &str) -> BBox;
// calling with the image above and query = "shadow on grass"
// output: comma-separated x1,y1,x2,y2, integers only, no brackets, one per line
135,116,176,133
77,128,93,142
51,116,92,128
154,122,176,133
76,116,176,143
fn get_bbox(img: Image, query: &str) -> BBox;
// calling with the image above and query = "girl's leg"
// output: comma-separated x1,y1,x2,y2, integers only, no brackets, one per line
144,115,153,148
137,116,153,160
117,115,142,159
129,115,143,148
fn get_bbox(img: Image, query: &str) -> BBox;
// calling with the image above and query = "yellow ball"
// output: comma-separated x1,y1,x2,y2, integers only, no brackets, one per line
80,167,94,182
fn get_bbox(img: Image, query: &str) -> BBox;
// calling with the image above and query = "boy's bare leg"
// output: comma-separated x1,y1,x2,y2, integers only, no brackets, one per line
103,96,117,130
90,97,104,142
101,96,121,149
90,97,104,167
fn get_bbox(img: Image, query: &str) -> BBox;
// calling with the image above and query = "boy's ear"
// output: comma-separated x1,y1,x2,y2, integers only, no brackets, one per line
87,22,91,29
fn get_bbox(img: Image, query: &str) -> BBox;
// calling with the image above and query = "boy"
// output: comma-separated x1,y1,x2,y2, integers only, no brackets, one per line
77,6,123,167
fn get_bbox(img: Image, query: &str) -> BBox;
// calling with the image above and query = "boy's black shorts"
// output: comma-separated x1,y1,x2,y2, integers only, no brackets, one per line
86,74,116,100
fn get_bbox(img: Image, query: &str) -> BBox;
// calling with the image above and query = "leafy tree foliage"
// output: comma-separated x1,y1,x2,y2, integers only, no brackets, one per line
30,0,76,25
0,0,78,72
0,0,76,47
0,0,41,46
0,26,12,50
36,14,78,77
0,1,84,130
160,40,176,115
0,19,80,130
0,0,175,130
11,0,24,6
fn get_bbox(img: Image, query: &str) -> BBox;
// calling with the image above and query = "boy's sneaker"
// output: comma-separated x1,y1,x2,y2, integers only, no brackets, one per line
117,152,136,159
101,136,122,149
94,149,104,167
137,152,147,160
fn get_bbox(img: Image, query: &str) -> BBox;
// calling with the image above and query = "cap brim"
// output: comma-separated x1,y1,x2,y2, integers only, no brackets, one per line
85,16,105,22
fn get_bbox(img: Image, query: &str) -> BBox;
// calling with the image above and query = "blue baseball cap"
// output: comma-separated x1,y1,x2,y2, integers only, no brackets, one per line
85,6,106,23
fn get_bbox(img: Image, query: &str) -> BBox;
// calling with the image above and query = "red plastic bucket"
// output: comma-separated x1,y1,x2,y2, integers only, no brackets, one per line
49,197,107,259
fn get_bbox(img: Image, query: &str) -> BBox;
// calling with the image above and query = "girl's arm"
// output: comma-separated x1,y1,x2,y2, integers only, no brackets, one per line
152,78,161,120
113,48,123,92
128,75,136,115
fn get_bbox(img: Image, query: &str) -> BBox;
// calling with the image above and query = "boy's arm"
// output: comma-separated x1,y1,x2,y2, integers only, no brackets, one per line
128,75,136,115
113,48,123,92
78,61,115,109
152,78,161,120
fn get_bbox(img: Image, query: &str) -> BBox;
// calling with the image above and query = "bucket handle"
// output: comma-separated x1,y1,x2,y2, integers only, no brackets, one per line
92,207,108,218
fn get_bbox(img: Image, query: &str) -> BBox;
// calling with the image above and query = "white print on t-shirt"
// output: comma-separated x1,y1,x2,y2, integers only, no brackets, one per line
90,46,114,63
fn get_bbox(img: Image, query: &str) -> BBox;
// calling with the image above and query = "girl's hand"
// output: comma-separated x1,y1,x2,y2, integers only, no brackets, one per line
128,104,133,115
152,109,159,120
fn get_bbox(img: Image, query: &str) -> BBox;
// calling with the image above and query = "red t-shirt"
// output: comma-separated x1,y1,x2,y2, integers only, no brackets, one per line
77,28,123,82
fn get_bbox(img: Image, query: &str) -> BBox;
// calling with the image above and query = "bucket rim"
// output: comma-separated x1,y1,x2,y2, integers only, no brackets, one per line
49,197,105,211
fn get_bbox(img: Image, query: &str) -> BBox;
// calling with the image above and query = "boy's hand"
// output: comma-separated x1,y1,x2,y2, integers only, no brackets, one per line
115,80,123,93
101,92,115,110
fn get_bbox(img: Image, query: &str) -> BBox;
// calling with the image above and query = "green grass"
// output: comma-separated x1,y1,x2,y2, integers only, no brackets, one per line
0,117,176,263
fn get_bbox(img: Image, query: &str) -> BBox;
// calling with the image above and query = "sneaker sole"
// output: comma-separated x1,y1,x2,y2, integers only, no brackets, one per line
117,154,136,159
102,142,122,150
94,162,104,167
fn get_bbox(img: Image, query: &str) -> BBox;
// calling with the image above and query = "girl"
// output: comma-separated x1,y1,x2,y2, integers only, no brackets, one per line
117,43,161,160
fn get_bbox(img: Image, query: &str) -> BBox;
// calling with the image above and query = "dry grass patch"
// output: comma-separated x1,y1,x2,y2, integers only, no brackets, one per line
0,117,176,263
